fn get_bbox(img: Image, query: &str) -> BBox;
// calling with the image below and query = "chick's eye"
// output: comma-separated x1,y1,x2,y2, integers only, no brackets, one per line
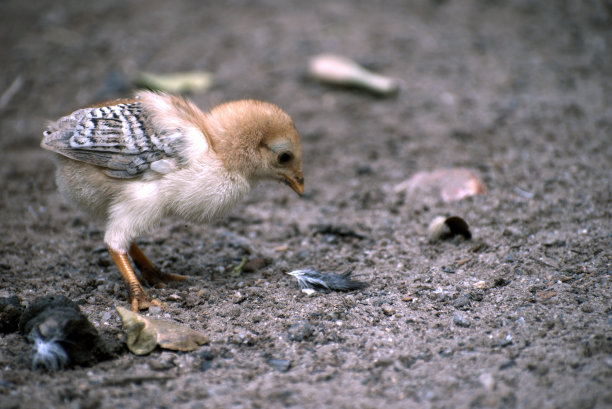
277,152,293,164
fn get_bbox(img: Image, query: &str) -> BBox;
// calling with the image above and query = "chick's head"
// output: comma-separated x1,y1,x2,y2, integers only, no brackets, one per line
206,100,304,195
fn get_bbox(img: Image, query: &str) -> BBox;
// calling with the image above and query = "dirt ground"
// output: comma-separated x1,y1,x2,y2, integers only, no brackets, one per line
1,0,611,408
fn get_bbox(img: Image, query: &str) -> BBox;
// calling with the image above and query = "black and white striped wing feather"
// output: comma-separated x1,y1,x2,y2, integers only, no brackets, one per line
42,102,183,178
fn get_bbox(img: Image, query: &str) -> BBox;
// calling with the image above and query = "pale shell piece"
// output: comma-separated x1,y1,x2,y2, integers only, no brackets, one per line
116,306,209,355
308,54,400,95
394,168,485,202
427,215,472,241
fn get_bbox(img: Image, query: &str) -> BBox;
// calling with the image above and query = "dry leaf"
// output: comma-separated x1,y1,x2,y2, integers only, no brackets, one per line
135,71,213,94
394,168,485,202
116,306,209,355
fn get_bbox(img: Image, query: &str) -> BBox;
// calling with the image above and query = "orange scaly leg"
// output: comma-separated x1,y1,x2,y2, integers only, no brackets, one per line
128,243,187,288
108,246,161,311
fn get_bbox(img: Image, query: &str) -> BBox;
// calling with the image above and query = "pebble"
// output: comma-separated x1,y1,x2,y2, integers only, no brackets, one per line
491,332,513,347
453,312,471,327
479,372,495,390
0,296,23,333
473,280,487,289
453,294,472,309
382,305,395,316
243,257,266,272
231,291,247,304
267,358,291,372
168,293,182,301
287,322,315,342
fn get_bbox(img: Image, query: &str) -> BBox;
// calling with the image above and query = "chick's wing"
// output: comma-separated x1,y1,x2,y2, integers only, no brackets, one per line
42,102,182,179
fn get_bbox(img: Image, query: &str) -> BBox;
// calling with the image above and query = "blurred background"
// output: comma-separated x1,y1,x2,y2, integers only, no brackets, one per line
1,1,611,408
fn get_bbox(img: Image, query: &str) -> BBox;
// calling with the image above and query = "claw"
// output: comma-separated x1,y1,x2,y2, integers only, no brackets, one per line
128,243,187,287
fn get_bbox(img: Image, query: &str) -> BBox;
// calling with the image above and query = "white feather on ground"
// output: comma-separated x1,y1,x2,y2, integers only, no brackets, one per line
287,269,368,292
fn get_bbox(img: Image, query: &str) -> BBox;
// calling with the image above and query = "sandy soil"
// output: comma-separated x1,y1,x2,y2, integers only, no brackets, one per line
1,1,611,408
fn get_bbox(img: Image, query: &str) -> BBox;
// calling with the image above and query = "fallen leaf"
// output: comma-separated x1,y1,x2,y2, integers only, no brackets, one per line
116,306,209,355
230,256,248,277
135,71,213,94
394,168,485,202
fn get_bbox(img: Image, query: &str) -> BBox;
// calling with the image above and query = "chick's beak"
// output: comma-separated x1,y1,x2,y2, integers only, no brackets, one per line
282,171,304,196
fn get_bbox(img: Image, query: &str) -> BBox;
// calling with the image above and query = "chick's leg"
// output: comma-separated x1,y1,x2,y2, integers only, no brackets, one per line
128,243,187,287
108,246,161,311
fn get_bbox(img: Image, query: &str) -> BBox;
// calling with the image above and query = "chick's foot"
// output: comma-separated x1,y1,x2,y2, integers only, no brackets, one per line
109,246,164,311
128,243,187,288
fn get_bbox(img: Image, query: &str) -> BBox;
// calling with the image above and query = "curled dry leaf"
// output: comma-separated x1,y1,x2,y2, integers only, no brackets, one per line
394,168,485,202
428,216,472,241
308,54,400,95
116,306,209,355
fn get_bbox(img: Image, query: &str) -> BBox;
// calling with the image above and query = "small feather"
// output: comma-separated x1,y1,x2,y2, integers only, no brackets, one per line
31,336,70,372
287,269,368,292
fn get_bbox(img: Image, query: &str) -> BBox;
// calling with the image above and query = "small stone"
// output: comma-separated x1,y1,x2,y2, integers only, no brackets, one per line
493,277,509,287
267,358,291,372
473,281,487,289
168,293,182,301
491,332,513,347
479,372,495,390
231,291,246,304
453,294,472,309
243,257,267,272
0,296,23,333
452,312,471,327
343,295,356,307
374,357,394,367
469,290,485,301
287,322,315,342
382,305,395,316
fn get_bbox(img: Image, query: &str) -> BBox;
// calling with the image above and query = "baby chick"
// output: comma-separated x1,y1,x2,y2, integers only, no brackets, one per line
42,91,303,311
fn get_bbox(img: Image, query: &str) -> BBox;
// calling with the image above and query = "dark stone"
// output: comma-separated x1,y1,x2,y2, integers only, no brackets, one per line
18,294,109,370
0,296,23,333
